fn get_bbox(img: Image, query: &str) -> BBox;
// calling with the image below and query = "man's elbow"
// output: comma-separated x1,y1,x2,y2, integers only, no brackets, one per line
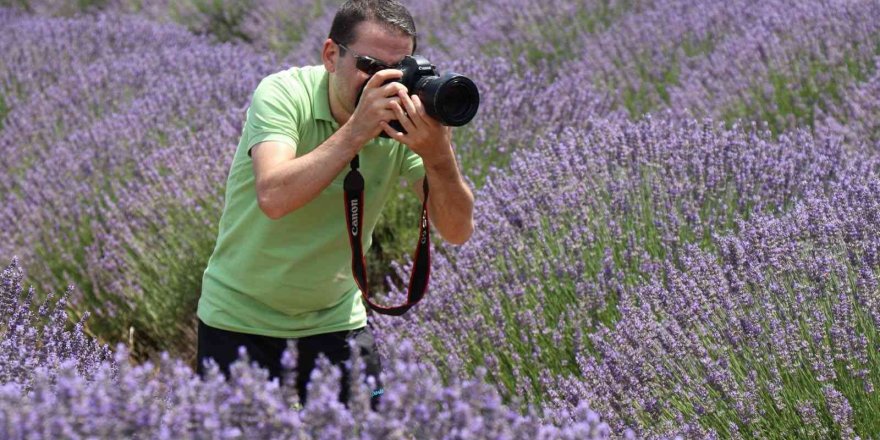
256,186,284,220
258,200,284,220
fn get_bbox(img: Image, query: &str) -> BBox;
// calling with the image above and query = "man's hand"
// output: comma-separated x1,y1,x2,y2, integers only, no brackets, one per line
381,90,473,245
346,69,408,143
380,90,453,166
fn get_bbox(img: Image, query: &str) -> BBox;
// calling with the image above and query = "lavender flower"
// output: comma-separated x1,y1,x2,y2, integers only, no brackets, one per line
5,1,880,437
0,261,613,438
377,117,880,436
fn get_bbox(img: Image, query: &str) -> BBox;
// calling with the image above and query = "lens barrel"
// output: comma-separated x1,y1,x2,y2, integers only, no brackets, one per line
416,73,480,126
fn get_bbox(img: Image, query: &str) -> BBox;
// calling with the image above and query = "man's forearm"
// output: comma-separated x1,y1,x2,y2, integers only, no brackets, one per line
258,124,367,219
424,155,474,245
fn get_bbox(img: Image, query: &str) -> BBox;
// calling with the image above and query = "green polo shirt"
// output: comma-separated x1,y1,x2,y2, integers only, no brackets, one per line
197,65,425,338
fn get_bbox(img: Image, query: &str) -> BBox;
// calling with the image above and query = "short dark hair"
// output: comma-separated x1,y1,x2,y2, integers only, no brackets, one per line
329,0,418,53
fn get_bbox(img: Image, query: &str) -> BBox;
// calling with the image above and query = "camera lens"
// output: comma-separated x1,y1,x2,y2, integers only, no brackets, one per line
417,73,480,126
440,79,478,122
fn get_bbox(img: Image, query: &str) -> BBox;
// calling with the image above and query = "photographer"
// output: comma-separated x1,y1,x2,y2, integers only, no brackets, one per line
195,0,474,410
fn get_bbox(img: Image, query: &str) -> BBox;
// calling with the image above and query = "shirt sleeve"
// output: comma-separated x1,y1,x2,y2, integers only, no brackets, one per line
400,146,426,187
244,75,301,157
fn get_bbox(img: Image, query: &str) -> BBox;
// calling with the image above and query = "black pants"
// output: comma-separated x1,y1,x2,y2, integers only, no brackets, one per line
196,319,384,410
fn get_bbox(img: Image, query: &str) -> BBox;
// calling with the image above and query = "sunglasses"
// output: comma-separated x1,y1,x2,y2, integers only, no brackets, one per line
335,40,400,75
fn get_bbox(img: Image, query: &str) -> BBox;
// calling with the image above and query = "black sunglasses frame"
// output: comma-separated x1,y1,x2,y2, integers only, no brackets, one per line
334,40,399,76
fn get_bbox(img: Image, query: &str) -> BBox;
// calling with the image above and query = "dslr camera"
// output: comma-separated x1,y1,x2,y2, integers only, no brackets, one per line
358,55,480,138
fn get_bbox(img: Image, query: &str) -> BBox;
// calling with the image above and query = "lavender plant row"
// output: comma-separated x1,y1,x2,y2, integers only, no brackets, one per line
445,0,879,139
271,0,880,150
11,0,880,149
8,0,637,66
0,258,614,439
0,258,111,391
471,0,880,134
0,8,619,359
3,0,338,56
816,56,880,147
3,1,880,437
665,0,880,135
374,117,880,435
552,179,880,437
0,10,281,357
376,0,880,135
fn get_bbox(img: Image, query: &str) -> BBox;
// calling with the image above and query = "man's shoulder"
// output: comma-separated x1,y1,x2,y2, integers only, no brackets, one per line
259,65,326,96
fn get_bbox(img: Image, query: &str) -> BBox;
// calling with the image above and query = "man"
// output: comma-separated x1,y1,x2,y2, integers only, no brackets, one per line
195,0,474,410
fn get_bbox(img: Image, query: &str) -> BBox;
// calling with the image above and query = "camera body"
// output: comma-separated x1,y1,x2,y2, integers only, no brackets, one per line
358,55,480,138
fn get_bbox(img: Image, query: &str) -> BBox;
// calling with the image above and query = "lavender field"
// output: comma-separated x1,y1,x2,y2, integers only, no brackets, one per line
2,0,880,437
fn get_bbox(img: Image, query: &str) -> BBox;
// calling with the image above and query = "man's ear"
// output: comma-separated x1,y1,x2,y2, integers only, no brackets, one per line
322,38,339,73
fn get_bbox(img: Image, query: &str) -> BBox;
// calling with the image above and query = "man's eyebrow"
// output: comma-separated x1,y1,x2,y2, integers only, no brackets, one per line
370,54,406,67
370,50,412,67
372,56,396,66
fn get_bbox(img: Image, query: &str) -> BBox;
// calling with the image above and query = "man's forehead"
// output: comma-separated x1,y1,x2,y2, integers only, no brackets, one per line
350,22,413,62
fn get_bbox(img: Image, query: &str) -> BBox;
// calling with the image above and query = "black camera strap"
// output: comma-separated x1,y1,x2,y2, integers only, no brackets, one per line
343,154,431,316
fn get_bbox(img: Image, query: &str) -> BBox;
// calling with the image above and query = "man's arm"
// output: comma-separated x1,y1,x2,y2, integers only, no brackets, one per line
253,70,407,219
380,90,474,245
252,125,363,220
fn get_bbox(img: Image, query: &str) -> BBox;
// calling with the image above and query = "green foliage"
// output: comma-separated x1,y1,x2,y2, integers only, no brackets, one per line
0,0,108,14
721,40,880,136
652,251,880,438
161,0,337,56
365,186,424,294
8,3,880,436
0,93,7,131
426,168,761,411
479,0,638,69
616,43,702,118
166,0,249,43
119,203,217,364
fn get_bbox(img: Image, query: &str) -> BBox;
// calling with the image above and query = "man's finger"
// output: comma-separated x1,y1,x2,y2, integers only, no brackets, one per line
389,100,417,134
380,121,406,140
398,91,417,114
363,69,403,90
378,81,408,97
396,91,422,131
378,96,402,111
410,94,431,125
